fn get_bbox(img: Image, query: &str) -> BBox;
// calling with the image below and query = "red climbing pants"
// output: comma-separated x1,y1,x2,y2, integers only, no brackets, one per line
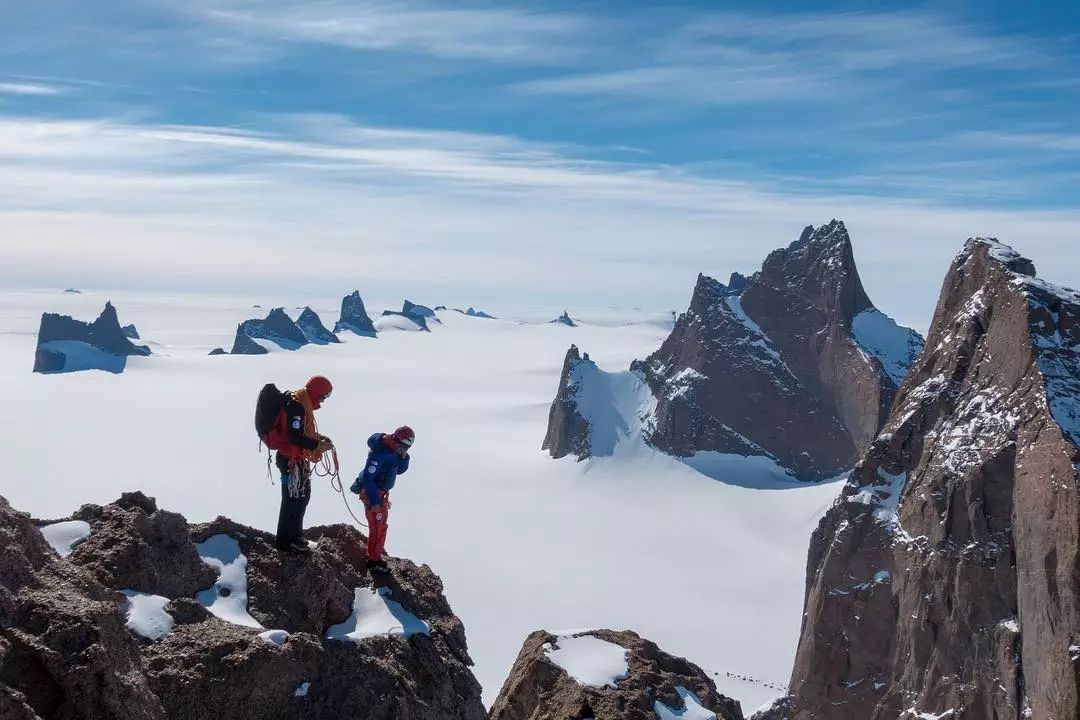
363,493,389,562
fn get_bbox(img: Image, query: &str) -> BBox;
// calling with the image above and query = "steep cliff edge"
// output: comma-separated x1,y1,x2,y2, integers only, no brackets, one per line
759,238,1080,720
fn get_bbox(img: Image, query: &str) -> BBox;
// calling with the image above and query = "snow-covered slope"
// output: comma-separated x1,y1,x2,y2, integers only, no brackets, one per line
0,290,841,711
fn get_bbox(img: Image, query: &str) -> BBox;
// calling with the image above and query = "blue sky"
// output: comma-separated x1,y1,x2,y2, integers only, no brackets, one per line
2,1,1079,326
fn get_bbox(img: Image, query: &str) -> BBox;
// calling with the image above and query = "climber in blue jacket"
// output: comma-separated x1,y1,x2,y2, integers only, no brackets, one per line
350,427,414,573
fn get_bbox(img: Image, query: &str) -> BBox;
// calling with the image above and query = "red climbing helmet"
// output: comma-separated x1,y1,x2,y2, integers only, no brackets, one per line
391,425,415,448
305,375,333,408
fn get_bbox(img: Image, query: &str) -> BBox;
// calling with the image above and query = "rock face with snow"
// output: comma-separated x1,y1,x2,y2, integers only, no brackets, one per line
0,494,166,718
33,301,152,374
760,238,1080,720
295,307,340,345
403,300,437,319
551,311,576,327
490,629,744,720
230,308,310,354
3,492,486,720
122,323,141,340
638,221,922,479
381,310,431,332
542,346,594,460
333,291,376,337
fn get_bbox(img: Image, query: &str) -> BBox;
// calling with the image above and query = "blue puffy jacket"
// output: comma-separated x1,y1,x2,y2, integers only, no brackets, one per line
350,433,409,508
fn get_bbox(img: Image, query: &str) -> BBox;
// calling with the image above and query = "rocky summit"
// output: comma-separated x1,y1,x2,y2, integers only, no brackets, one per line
33,301,152,374
333,291,377,337
490,629,744,720
231,308,310,354
542,345,594,460
295,307,340,345
2,493,485,720
543,221,922,478
757,238,1080,720
639,220,921,479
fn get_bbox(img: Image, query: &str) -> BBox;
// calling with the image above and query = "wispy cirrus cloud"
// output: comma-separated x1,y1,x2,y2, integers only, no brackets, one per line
184,0,593,63
0,82,62,96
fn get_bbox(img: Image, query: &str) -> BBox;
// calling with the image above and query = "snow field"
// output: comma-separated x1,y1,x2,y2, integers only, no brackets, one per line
2,289,842,710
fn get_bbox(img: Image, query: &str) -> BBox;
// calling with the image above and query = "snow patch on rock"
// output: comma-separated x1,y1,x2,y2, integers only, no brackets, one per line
543,634,629,689
194,534,262,629
326,586,429,641
567,357,657,457
654,686,717,720
38,520,91,557
120,590,174,641
258,629,290,645
851,309,924,386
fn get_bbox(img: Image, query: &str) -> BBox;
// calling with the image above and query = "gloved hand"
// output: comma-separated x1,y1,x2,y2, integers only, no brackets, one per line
317,436,334,453
349,478,362,495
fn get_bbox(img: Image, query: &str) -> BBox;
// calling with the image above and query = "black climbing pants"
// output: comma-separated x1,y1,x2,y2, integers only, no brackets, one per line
276,460,311,548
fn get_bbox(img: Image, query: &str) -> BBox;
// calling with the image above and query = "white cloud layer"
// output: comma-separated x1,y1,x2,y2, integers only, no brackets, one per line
2,113,1078,331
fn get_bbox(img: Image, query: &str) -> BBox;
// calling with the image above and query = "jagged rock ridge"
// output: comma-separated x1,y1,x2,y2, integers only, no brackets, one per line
3,492,486,720
333,291,377,337
295,307,340,345
543,345,654,460
490,629,744,720
636,220,922,479
758,238,1080,720
122,323,141,340
33,301,152,374
231,308,309,354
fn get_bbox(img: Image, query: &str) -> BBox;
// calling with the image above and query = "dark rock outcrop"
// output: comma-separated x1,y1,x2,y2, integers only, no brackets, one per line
455,308,496,319
381,310,430,332
229,326,269,355
63,288,82,294
759,238,1080,720
3,493,487,720
208,348,228,356
551,311,576,327
542,346,594,460
0,495,166,718
333,291,376,337
231,308,309,354
490,629,744,720
33,302,152,374
295,307,340,345
122,324,141,340
638,220,922,479
403,300,436,318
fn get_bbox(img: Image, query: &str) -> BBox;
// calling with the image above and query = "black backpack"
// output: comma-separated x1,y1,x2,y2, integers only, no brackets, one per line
255,383,290,450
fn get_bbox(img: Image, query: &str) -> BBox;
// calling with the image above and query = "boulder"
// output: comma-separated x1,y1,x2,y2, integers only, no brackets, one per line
637,220,922,479
33,302,152,374
490,629,744,720
760,238,1080,720
333,291,376,337
295,307,340,345
3,493,487,720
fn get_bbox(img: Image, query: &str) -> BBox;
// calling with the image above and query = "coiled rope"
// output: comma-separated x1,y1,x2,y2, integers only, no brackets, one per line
315,447,368,529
